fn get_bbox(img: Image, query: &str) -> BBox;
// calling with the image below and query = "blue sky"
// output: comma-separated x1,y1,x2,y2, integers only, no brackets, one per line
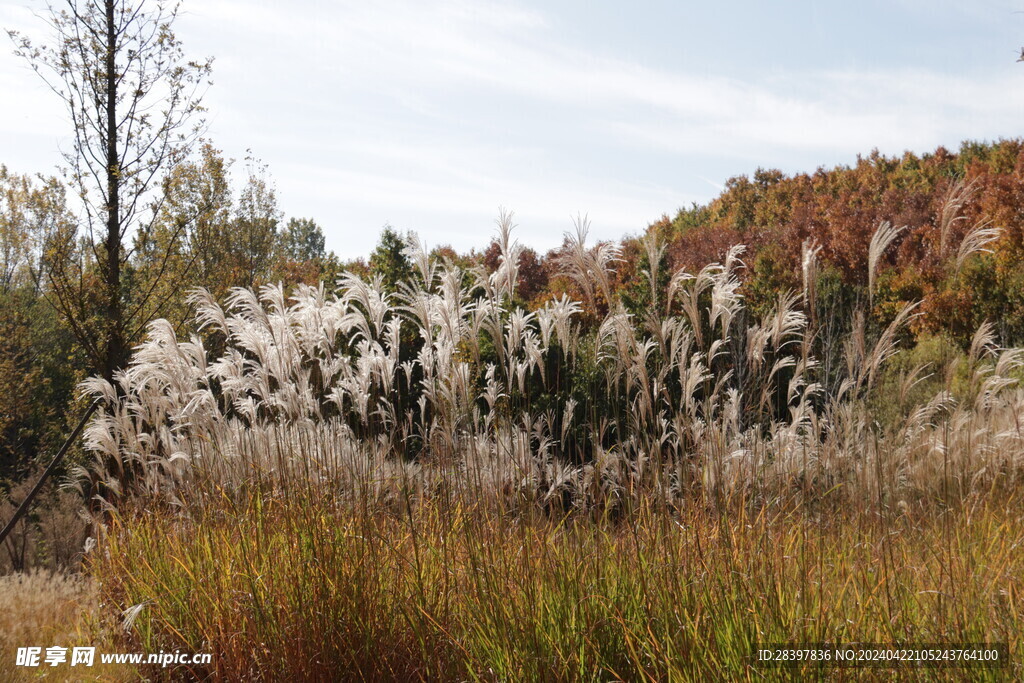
2,0,1023,258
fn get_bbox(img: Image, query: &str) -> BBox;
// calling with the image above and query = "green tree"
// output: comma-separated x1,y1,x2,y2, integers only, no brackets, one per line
369,225,412,293
279,218,326,263
228,157,281,290
273,217,332,290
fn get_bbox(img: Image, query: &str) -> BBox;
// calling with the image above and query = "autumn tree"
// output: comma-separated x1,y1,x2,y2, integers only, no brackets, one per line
482,239,548,306
0,166,74,294
131,141,233,323
9,0,212,382
0,168,83,479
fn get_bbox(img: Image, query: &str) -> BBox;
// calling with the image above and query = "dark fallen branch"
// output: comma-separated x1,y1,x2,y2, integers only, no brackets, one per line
0,398,101,549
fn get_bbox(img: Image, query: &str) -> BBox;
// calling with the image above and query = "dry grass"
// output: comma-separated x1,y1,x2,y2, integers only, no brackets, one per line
0,571,133,681
91,489,1021,681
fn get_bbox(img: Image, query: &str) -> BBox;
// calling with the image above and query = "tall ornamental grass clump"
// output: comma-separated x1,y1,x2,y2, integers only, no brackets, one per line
75,216,1024,511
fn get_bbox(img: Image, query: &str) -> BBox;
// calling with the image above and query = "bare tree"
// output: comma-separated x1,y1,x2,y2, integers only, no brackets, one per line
9,0,212,381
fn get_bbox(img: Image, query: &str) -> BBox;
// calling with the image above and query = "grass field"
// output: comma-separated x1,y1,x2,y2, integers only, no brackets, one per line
82,488,1020,681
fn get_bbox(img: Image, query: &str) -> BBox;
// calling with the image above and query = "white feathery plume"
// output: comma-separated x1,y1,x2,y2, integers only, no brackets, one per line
868,220,904,303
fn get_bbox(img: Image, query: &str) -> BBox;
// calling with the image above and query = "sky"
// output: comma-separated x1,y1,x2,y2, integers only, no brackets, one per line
2,0,1024,259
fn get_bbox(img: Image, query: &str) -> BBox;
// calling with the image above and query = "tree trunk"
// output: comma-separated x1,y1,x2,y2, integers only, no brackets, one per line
104,0,124,383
